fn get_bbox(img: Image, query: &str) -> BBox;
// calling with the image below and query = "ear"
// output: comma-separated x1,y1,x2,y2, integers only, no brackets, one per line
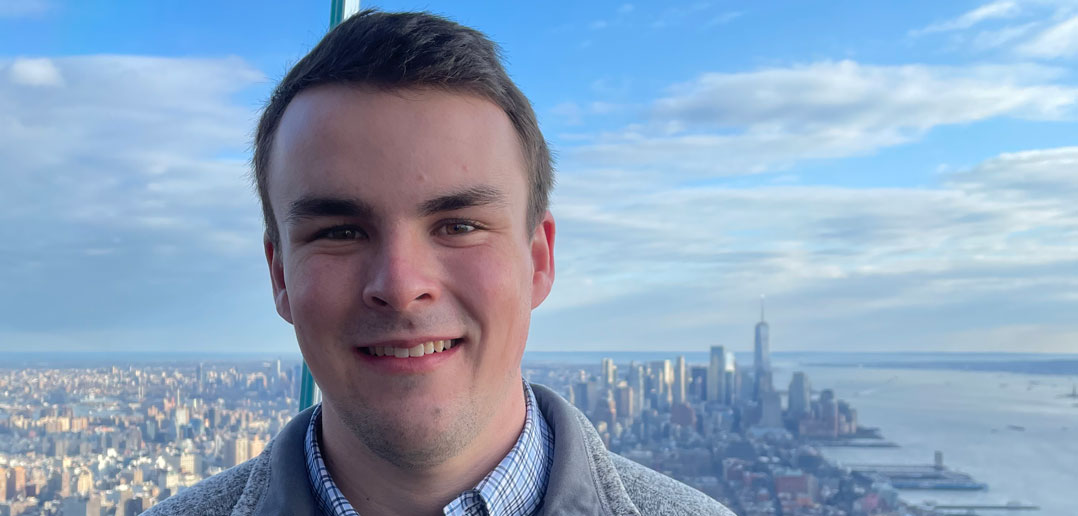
264,234,294,324
529,211,556,309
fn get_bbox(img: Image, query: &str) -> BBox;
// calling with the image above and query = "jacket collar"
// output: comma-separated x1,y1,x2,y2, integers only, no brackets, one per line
531,383,640,516
248,384,639,516
251,405,319,515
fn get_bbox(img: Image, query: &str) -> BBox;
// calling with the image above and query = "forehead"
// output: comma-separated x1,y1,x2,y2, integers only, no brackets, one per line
267,85,527,215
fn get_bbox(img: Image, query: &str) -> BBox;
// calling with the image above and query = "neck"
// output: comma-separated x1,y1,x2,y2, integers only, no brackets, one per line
319,380,527,516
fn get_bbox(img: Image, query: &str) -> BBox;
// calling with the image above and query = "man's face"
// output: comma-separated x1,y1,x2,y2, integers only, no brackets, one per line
264,85,554,466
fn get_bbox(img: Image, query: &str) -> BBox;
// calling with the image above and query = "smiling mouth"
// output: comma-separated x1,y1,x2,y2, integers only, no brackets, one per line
360,339,462,358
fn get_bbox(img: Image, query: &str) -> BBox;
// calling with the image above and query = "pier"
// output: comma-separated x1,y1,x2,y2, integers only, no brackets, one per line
810,439,899,448
924,503,1040,514
843,452,988,491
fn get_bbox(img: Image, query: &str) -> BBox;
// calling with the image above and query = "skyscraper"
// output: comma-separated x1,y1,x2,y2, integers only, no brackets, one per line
754,297,770,376
662,360,674,405
225,436,249,467
754,297,773,400
760,390,783,428
724,350,737,404
601,357,616,388
707,346,726,403
674,356,687,404
571,381,597,413
614,385,635,420
690,366,707,401
647,360,672,406
788,372,811,419
819,389,839,437
628,363,645,412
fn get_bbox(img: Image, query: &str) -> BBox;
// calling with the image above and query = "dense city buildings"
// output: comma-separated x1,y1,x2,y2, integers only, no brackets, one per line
1,313,972,515
0,360,297,515
534,355,950,516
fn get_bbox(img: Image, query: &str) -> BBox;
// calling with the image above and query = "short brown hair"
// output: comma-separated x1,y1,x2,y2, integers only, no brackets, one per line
253,9,554,245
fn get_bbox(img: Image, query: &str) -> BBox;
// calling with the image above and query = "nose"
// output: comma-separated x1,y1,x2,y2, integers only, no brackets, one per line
362,232,439,313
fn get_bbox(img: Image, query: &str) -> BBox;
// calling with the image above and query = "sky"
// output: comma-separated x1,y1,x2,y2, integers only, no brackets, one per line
1,0,1077,354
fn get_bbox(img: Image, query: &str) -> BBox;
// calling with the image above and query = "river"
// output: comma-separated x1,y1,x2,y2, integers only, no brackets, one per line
774,360,1078,516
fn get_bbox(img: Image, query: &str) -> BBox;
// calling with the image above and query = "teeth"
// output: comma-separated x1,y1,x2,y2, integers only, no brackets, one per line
369,340,458,358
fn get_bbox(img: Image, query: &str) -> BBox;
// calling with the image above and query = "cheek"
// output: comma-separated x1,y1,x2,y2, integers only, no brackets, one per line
287,255,363,325
448,244,533,345
454,243,529,299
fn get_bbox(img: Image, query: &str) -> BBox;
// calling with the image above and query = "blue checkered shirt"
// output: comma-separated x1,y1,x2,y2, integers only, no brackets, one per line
305,381,553,516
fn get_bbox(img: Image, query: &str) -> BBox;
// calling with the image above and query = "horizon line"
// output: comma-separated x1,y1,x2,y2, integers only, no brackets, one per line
0,349,1075,356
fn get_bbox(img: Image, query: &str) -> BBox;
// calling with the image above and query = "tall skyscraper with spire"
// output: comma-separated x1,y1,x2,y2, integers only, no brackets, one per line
754,296,773,400
754,296,770,374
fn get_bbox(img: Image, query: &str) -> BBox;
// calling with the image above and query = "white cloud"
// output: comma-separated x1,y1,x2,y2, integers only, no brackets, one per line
536,145,1078,351
551,102,584,125
0,54,268,335
706,11,742,27
912,1,1021,36
909,1,1078,60
572,128,908,176
8,57,63,86
946,146,1078,207
1017,15,1078,57
568,61,1077,176
549,100,625,126
653,61,1073,129
0,0,50,17
970,21,1041,50
651,1,724,29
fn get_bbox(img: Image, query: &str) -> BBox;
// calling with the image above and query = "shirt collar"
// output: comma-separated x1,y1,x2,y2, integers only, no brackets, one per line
305,380,553,516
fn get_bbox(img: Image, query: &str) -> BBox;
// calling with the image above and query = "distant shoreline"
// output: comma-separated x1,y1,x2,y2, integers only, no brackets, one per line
2,350,1077,375
808,359,1078,376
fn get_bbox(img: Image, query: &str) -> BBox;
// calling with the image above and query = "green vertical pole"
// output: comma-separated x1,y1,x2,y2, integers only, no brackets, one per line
299,0,362,413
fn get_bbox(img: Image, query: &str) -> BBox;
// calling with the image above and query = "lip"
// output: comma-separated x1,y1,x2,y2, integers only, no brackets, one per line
353,337,464,375
361,336,462,349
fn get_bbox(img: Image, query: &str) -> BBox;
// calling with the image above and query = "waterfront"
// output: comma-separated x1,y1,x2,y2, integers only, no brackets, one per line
774,362,1077,516
523,351,1078,516
0,351,1072,514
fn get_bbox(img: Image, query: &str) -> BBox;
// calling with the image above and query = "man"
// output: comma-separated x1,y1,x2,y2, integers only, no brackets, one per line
149,10,734,516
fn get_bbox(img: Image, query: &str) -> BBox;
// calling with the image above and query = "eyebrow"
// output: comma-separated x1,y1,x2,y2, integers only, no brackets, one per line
418,185,508,216
285,196,375,225
284,185,508,225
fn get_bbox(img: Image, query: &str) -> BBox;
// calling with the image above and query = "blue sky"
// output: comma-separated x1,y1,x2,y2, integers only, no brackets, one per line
2,0,1077,354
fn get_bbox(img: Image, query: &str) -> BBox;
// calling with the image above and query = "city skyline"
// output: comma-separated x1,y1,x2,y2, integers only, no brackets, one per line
3,1,1078,354
1,305,1072,513
3,306,1035,516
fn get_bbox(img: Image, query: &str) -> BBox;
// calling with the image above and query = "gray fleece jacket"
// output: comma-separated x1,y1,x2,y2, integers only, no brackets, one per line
146,384,735,515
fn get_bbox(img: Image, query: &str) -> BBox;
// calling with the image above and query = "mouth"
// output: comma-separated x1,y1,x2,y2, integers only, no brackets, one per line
359,338,464,358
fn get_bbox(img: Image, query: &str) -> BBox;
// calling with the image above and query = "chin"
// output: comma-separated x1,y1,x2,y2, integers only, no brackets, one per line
342,399,481,469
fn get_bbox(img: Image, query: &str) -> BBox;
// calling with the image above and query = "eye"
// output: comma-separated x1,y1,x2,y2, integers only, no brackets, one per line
439,220,481,236
315,225,366,241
